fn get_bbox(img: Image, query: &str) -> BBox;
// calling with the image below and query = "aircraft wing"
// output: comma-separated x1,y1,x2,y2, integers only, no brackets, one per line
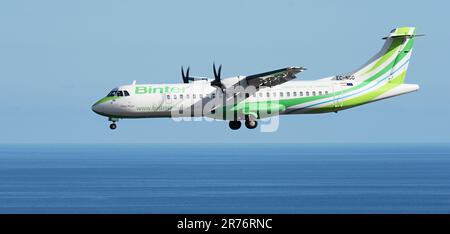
209,66,306,116
245,66,306,88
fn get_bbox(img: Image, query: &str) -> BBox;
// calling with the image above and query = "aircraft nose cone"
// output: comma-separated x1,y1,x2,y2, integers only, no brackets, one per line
92,101,110,117
91,103,100,114
92,101,105,115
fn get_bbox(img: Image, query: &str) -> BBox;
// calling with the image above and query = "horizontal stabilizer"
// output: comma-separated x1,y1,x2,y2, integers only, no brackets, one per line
382,27,423,39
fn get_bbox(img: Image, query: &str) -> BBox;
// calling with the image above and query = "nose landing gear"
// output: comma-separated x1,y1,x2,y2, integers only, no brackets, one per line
108,117,119,130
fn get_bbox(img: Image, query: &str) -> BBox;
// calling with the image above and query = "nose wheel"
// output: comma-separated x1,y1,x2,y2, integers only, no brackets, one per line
108,117,119,130
109,123,117,130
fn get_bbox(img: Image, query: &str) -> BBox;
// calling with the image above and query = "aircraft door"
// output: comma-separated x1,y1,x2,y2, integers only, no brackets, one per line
333,85,344,109
191,84,204,118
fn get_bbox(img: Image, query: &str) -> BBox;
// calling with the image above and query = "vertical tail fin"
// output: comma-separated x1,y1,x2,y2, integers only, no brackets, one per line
346,27,419,84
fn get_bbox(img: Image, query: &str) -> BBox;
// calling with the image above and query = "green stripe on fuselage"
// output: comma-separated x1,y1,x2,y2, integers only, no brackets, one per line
306,70,407,113
93,96,122,105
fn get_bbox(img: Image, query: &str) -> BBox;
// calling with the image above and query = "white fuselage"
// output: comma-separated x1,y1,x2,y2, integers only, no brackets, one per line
92,78,418,121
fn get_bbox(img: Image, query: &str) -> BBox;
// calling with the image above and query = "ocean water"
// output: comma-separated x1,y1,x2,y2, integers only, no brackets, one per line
0,144,449,214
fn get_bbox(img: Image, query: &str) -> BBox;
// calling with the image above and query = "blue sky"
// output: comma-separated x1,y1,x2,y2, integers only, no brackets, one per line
1,0,449,143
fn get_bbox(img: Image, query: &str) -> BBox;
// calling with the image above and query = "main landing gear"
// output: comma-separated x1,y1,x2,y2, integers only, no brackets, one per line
245,120,258,129
228,120,258,130
229,121,241,130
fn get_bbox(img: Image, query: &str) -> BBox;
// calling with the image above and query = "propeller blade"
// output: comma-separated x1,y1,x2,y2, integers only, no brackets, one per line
181,66,189,83
213,63,222,82
186,66,190,81
213,63,218,80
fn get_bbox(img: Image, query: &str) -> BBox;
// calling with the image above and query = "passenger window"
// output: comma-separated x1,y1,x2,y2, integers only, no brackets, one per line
312,91,316,96
186,94,190,99
174,95,177,99
117,91,123,97
193,94,196,99
266,92,270,97
166,95,170,99
319,91,323,95
212,93,215,99
252,93,256,97
325,91,329,95
287,92,290,97
259,93,263,97
293,92,297,97
280,92,284,97
306,91,309,96
124,91,130,96
300,92,303,96
180,94,183,99
200,94,203,98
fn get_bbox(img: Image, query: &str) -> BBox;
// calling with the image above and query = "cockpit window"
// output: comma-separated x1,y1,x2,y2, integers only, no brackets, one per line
107,91,117,97
107,89,130,97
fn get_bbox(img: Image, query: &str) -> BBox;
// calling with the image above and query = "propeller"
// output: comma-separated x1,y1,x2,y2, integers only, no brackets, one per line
181,66,190,83
211,63,225,90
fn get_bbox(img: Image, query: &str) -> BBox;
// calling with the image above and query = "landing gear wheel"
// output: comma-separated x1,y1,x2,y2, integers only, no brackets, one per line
109,123,117,130
229,121,241,130
245,120,258,129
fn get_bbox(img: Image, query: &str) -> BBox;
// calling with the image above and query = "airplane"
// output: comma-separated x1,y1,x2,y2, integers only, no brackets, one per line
92,27,421,130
